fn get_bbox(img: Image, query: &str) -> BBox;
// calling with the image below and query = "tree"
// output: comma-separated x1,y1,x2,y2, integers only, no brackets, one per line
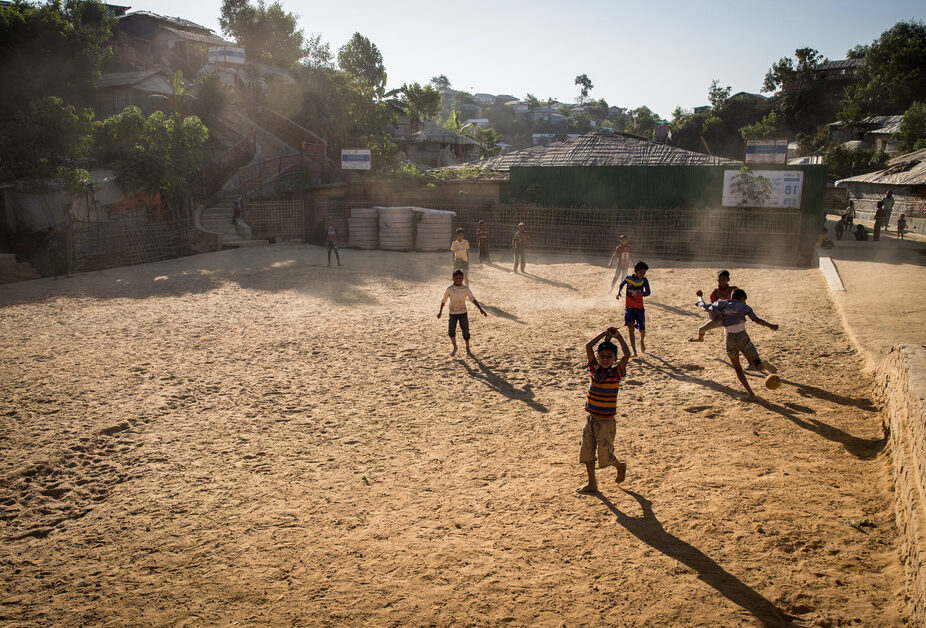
730,167,773,207
430,75,451,91
337,32,386,90
574,74,593,104
841,20,926,119
762,47,823,93
708,80,731,108
0,0,114,120
0,96,93,186
625,106,658,138
219,0,308,68
897,101,926,152
400,82,441,132
823,145,888,180
524,93,541,109
740,111,785,140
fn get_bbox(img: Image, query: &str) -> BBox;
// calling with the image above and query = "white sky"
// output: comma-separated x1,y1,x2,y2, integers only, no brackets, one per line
132,0,923,117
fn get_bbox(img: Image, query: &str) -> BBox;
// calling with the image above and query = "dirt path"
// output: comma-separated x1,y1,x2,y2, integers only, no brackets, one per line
0,246,905,626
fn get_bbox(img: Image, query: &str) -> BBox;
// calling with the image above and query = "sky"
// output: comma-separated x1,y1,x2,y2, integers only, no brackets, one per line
132,0,923,117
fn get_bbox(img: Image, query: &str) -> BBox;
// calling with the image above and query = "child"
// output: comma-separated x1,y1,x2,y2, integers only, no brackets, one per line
325,217,341,266
437,269,487,356
703,288,779,401
854,223,869,241
817,226,835,250
689,270,738,342
874,201,885,241
476,220,490,262
512,222,529,273
607,234,633,292
616,261,651,356
450,227,471,283
897,214,908,240
578,326,631,494
834,215,845,240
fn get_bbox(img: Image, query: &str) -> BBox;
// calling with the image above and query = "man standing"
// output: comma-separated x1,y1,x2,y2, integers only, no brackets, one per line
512,222,530,273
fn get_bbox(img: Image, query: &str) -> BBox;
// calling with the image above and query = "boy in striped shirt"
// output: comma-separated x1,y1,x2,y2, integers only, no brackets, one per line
578,327,631,494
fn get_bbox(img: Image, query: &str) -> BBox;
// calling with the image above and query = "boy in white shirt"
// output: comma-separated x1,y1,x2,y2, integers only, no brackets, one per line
450,228,471,284
437,269,487,356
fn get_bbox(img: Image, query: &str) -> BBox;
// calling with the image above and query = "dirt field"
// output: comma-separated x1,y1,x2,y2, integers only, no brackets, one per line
0,245,906,626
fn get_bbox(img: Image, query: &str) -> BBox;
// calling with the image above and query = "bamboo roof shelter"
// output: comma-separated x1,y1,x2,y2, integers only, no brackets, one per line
469,129,738,172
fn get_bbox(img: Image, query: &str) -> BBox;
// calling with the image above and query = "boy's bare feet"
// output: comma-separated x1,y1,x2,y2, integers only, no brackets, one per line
640,339,646,353
761,361,778,374
450,348,457,357
688,336,704,342
576,484,599,494
615,462,627,483
744,392,757,402
466,347,474,356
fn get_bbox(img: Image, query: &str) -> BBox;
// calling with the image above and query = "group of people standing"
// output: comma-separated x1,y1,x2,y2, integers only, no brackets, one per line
448,221,533,284
830,191,909,243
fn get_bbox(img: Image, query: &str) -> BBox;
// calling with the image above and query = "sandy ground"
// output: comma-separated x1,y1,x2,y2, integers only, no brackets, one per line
0,245,906,626
824,213,926,368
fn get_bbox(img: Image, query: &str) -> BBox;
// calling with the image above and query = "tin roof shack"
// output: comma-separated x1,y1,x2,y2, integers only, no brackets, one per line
828,115,903,154
403,128,481,168
836,148,926,225
113,11,233,74
95,70,173,118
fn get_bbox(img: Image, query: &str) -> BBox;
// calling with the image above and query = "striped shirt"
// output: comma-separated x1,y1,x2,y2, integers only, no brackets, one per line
585,359,625,417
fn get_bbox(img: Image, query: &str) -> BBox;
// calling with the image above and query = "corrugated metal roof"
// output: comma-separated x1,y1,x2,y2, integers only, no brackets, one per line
815,58,862,71
836,148,926,186
123,11,215,34
404,128,478,145
96,70,163,89
160,25,230,45
466,130,739,172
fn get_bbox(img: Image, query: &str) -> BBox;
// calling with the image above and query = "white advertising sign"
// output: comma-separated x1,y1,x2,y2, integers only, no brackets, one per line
721,170,804,208
341,149,371,170
745,138,788,164
208,46,245,65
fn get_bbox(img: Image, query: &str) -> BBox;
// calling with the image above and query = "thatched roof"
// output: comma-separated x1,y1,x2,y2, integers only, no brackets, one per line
836,148,926,187
467,129,739,172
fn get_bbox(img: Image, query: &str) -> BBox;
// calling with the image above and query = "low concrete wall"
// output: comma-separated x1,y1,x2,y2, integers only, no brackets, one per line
876,344,926,624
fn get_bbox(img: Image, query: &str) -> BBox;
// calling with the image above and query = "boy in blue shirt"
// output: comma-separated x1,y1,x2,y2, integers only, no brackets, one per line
699,288,779,400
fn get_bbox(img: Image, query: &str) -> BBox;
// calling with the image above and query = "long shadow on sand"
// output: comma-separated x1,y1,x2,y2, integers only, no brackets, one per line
493,264,577,291
642,356,886,460
459,357,548,412
596,490,793,626
481,304,526,324
647,300,701,318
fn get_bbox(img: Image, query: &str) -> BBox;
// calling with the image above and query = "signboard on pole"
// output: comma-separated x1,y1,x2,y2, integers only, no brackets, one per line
744,138,788,164
341,149,371,170
208,46,245,65
721,169,804,208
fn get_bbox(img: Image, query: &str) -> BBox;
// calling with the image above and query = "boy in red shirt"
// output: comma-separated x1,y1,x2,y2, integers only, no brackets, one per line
578,326,632,494
616,261,651,356
689,270,738,342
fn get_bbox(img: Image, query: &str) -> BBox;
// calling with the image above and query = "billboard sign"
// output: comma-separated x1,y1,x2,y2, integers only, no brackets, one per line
745,138,788,164
341,149,371,170
208,46,245,65
722,169,804,208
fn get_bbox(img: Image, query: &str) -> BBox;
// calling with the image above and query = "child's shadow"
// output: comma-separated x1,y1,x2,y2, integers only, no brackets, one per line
459,357,548,413
481,304,526,324
647,300,701,318
596,490,793,626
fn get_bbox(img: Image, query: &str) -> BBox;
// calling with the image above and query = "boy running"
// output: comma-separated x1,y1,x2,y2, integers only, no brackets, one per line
578,327,631,494
450,227,471,284
607,234,633,292
701,288,779,400
689,270,738,342
616,261,651,356
437,269,487,356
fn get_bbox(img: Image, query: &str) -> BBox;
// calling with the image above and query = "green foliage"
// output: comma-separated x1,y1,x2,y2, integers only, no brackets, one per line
337,32,386,90
795,126,829,156
219,0,308,68
897,102,926,152
191,73,230,127
762,47,823,93
708,80,731,108
625,106,658,139
0,0,114,120
740,110,785,140
841,20,926,119
430,75,451,91
823,145,888,180
399,82,441,132
382,162,491,184
574,74,593,103
730,167,773,207
586,98,610,122
0,96,94,186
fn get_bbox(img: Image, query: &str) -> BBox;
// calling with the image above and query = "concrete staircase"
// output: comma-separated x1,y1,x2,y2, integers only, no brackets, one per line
198,196,268,249
0,253,41,284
